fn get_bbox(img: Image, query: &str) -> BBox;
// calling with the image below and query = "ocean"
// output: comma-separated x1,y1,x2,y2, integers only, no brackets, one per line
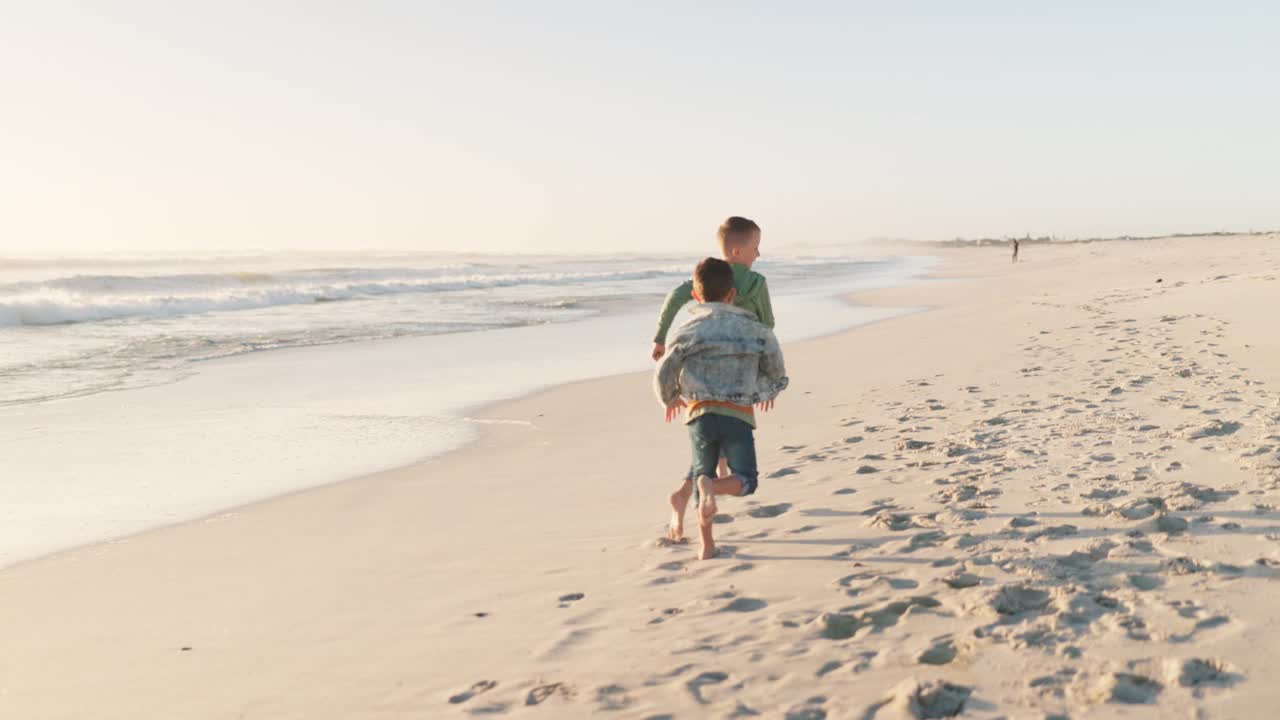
3,251,918,407
0,250,932,567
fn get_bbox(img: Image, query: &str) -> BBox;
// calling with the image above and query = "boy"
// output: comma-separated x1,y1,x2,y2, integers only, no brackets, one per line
650,216,773,362
652,216,775,479
654,257,789,560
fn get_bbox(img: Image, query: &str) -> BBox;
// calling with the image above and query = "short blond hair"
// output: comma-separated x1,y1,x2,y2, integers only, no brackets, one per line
716,216,760,254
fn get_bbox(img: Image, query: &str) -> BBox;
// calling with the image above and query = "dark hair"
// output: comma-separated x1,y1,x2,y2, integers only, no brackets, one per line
693,257,735,302
716,216,760,251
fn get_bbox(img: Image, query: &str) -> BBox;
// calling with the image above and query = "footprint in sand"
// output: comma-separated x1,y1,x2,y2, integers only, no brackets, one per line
941,571,981,589
1026,524,1079,542
748,503,792,519
784,697,828,720
1174,658,1243,695
1028,668,1080,701
720,597,768,613
594,684,632,711
648,607,683,624
1082,487,1127,501
904,531,946,552
878,576,920,590
685,671,728,704
1100,673,1162,704
815,596,940,639
868,511,920,531
448,680,497,704
1187,420,1242,439
840,574,920,596
835,571,876,589
768,467,800,478
815,660,842,677
525,682,574,706
1116,497,1165,520
803,507,862,518
988,585,1052,616
1156,514,1189,534
917,637,958,665
1162,556,1204,575
641,663,694,688
881,679,972,718
558,592,585,607
1170,614,1233,643
847,650,878,674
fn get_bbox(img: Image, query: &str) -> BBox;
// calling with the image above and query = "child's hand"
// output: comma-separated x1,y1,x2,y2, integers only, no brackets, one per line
651,343,666,361
756,398,775,412
664,398,687,423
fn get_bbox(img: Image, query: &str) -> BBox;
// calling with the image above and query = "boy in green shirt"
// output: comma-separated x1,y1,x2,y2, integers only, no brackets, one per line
650,216,774,362
651,216,776,482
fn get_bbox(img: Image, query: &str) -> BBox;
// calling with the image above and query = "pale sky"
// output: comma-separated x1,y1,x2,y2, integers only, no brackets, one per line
2,1,1277,255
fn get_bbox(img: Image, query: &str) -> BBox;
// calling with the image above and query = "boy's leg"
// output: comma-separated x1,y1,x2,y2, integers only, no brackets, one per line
696,474,746,522
678,416,720,543
694,416,752,560
667,479,692,542
719,415,759,500
695,474,743,560
716,454,730,479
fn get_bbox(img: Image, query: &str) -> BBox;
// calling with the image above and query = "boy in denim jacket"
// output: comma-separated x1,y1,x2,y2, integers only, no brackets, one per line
654,257,788,559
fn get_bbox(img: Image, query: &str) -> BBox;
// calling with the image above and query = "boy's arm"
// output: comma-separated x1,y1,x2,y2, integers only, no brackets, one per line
653,336,687,409
653,280,695,345
755,278,775,329
757,328,789,398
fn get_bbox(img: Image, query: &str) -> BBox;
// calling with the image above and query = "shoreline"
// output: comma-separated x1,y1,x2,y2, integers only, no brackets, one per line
6,236,1280,718
0,254,935,571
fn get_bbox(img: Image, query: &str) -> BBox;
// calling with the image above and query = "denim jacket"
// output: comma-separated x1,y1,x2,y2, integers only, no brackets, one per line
653,302,789,410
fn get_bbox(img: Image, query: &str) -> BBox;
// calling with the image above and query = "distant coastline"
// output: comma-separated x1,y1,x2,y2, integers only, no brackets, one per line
908,229,1279,248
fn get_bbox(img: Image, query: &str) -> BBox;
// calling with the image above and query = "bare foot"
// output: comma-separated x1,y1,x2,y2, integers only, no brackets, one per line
667,485,692,542
697,475,717,525
698,520,717,560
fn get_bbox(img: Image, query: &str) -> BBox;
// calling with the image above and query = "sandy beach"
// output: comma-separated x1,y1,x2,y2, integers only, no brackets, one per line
3,235,1280,719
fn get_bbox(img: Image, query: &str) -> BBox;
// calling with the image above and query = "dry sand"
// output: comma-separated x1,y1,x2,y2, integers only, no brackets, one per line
3,235,1280,719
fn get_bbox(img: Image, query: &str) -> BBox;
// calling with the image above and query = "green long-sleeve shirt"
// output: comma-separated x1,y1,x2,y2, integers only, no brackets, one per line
652,264,774,344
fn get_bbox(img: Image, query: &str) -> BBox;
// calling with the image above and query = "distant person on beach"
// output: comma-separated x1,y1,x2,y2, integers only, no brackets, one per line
651,216,775,478
654,257,789,559
1012,238,1020,263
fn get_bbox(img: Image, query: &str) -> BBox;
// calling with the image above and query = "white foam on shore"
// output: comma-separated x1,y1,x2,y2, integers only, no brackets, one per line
0,256,933,568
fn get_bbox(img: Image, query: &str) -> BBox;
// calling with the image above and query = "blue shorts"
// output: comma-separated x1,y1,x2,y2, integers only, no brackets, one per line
687,413,758,497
